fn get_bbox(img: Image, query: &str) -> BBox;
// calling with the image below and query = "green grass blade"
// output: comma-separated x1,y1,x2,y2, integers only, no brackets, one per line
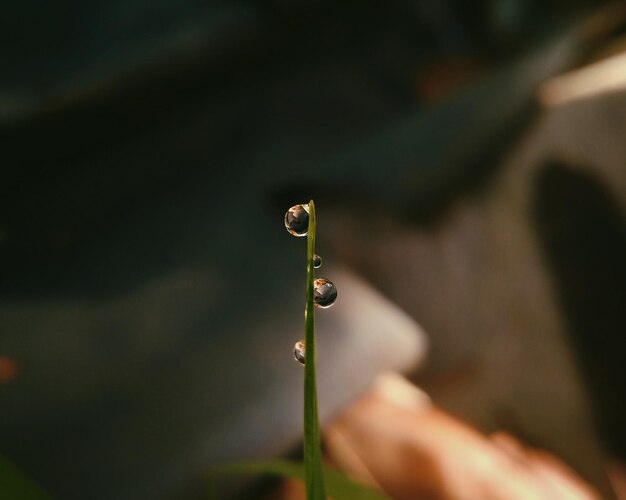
207,201,391,499
304,200,326,500
0,455,51,500
208,460,388,500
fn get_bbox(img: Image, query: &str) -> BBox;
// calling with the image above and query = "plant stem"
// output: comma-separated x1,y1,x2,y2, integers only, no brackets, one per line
304,200,326,500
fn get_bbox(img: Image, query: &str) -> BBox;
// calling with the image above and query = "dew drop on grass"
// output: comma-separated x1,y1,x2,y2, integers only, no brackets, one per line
313,254,322,268
284,204,310,237
294,340,306,365
313,278,337,308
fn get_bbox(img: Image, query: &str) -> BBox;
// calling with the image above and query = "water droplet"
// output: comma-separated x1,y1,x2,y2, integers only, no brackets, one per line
313,254,322,268
314,278,337,308
284,204,310,237
293,340,306,365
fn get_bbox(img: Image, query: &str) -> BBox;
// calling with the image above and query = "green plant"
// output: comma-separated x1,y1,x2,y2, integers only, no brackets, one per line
300,200,326,499
209,460,385,500
208,200,386,499
0,454,50,500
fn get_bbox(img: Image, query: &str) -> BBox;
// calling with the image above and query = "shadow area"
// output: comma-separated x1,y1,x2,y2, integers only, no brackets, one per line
532,161,626,459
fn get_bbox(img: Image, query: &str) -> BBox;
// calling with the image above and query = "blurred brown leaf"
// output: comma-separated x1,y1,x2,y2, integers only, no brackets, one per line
318,373,600,500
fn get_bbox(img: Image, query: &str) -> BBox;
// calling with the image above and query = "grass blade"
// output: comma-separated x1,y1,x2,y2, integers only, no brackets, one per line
207,200,391,499
0,455,50,500
303,200,326,500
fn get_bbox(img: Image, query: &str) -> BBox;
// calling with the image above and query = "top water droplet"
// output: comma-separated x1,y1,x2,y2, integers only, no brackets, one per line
313,278,337,308
313,254,322,268
285,204,310,237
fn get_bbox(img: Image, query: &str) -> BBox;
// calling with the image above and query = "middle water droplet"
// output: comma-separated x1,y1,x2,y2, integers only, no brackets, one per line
284,204,309,237
293,340,306,365
313,254,322,268
314,278,337,308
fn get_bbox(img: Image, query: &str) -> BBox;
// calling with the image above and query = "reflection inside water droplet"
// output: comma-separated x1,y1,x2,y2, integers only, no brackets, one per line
313,254,322,268
314,278,337,308
284,204,310,237
294,340,306,365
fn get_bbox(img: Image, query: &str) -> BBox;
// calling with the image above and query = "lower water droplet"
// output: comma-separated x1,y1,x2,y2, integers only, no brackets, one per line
284,204,310,237
313,278,337,308
293,340,306,365
313,254,322,268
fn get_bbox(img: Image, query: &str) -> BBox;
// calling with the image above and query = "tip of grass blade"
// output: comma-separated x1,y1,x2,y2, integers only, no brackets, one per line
303,200,326,500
